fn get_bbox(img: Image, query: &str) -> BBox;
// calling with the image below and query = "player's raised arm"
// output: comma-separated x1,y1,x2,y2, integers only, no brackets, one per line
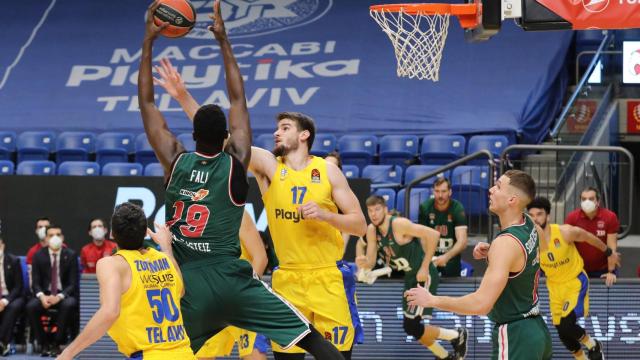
154,58,200,121
209,0,251,169
138,1,185,175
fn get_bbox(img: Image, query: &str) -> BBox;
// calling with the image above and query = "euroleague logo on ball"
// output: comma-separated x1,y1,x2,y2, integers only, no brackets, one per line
186,0,333,39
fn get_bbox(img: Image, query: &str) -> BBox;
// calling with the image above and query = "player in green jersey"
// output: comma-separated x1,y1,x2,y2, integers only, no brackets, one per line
406,170,552,360
418,178,468,277
137,2,343,358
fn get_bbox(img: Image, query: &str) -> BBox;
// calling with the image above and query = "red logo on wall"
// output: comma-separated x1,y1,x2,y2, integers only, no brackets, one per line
627,101,640,134
566,99,598,133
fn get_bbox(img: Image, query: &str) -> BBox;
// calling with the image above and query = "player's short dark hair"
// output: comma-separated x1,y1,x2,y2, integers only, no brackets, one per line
277,112,315,151
87,218,107,231
433,177,451,189
325,151,342,169
504,170,536,205
581,186,600,201
366,195,387,208
527,196,551,215
45,224,63,236
193,104,228,150
111,202,147,250
35,217,50,228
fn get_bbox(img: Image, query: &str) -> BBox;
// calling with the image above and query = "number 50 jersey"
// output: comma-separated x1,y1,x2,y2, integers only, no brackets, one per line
108,248,194,359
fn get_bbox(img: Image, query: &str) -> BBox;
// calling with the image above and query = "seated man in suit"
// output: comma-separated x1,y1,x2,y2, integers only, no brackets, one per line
0,235,24,355
26,224,78,356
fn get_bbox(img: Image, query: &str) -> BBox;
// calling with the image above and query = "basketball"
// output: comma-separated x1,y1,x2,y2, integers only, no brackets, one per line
153,0,196,38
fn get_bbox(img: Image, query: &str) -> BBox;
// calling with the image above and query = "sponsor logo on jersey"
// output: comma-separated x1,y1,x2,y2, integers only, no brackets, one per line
275,208,302,223
554,238,561,248
447,214,453,222
324,331,332,341
311,168,321,183
280,168,287,181
429,213,435,221
597,220,605,229
179,188,210,201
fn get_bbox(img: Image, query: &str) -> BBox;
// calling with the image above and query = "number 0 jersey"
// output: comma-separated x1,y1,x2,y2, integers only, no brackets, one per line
165,152,246,265
540,224,584,283
108,248,192,358
263,156,343,268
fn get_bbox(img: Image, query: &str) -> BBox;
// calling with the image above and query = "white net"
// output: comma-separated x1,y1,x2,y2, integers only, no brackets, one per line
370,8,451,81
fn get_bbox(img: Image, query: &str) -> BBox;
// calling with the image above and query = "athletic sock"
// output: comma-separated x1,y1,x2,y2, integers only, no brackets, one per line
427,341,448,359
438,328,459,341
580,334,596,350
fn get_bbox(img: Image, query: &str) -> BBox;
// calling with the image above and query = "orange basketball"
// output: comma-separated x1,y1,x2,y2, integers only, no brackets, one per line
153,0,196,38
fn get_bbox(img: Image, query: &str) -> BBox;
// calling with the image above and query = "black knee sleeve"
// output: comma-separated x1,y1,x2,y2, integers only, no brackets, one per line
555,312,586,353
403,316,425,339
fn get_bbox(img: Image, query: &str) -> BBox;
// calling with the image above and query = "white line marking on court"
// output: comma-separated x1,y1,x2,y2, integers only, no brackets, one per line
0,0,57,91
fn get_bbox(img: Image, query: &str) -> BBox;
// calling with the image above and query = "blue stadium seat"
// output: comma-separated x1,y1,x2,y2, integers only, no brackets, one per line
379,135,418,168
0,131,16,161
467,135,510,165
102,163,143,176
144,163,165,177
310,134,337,157
135,134,158,167
16,160,56,175
404,165,451,188
373,188,396,211
56,131,95,164
19,256,29,297
96,132,134,167
396,188,431,222
177,133,196,152
420,134,466,165
342,164,360,179
451,166,490,215
255,134,274,151
361,165,402,186
0,160,14,175
17,131,55,163
338,135,378,170
58,161,100,176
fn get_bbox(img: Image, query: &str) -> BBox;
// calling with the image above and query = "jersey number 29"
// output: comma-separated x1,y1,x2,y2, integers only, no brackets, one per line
166,201,210,237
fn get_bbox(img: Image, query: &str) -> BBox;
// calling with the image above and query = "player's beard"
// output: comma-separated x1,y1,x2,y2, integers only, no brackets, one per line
272,139,299,157
539,221,547,230
372,213,386,228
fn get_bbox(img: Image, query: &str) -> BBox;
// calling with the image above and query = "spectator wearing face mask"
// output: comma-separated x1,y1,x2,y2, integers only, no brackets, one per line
79,218,117,274
26,217,51,266
565,186,620,280
27,224,78,357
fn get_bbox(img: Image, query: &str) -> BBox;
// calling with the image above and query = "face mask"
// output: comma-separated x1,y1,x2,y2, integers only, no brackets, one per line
90,227,106,241
36,227,47,241
581,199,597,213
49,235,63,251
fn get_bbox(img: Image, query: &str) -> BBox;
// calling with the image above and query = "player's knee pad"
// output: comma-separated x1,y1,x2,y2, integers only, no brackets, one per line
403,316,424,339
555,315,584,353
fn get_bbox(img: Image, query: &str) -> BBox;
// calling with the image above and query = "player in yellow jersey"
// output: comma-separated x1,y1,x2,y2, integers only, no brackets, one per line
196,210,268,360
527,197,620,360
249,113,368,359
57,203,195,360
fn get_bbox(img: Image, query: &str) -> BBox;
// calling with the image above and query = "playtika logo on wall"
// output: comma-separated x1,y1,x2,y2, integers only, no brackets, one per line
187,0,333,39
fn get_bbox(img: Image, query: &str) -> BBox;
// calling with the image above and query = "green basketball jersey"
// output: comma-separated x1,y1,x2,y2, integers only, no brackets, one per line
488,214,541,325
165,152,245,265
375,216,425,277
418,198,467,276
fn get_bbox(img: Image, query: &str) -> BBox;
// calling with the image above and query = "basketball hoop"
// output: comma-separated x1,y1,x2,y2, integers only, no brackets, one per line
370,3,479,81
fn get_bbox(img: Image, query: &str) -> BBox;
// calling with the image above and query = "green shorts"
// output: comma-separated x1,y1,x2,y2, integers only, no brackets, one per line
403,262,439,319
491,316,552,360
180,257,309,353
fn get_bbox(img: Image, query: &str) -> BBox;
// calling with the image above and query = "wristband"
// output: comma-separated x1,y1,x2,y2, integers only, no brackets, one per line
604,247,613,257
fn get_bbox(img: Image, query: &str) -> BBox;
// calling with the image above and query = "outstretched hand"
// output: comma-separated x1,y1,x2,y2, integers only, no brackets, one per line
154,58,187,99
405,283,435,308
147,222,173,251
208,0,227,42
144,0,169,41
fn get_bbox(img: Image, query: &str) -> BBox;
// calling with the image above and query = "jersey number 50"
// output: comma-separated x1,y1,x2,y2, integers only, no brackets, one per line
146,288,180,324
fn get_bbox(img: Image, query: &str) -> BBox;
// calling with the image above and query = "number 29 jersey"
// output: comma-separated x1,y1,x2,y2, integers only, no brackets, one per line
108,248,193,358
263,156,343,268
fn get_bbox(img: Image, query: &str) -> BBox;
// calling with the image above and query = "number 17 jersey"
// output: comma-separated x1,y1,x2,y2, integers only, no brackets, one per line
263,156,343,268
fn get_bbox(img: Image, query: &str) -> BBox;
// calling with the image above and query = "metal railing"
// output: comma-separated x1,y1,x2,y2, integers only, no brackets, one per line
403,150,495,239
501,145,635,239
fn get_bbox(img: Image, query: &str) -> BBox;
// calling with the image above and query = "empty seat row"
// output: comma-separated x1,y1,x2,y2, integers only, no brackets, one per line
342,164,491,189
0,160,165,177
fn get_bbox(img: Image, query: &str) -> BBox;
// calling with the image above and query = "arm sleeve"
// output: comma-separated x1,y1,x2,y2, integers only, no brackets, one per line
230,155,249,205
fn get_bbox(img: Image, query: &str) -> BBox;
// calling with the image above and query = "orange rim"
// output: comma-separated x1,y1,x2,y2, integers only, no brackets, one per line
370,3,479,28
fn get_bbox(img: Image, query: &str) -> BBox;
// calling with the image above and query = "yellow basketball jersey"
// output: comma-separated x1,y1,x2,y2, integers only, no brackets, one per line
263,156,343,268
540,224,584,283
108,248,192,358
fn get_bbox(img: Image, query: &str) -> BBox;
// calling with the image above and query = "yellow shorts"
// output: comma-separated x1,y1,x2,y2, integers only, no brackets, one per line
131,347,196,359
195,326,257,358
271,266,354,353
547,271,590,325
